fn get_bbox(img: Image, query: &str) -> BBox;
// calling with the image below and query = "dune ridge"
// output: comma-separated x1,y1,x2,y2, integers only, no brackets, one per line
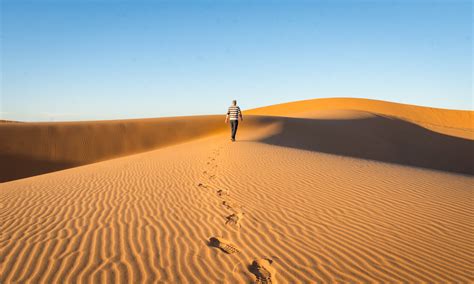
0,115,272,183
246,97,474,139
257,111,473,175
1,98,473,183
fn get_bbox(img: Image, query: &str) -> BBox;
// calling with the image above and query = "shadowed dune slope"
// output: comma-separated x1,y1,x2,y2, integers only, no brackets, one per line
246,97,474,139
0,115,273,182
258,112,474,175
246,98,473,175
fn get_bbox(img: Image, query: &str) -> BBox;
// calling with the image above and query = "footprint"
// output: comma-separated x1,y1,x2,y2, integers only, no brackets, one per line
222,200,234,209
225,212,244,228
209,175,216,180
249,259,276,284
209,237,240,254
216,189,229,197
198,183,209,189
203,171,208,175
222,200,243,210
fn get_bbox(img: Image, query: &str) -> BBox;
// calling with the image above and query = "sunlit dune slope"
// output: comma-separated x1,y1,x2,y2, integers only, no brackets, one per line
0,115,272,182
1,127,472,283
1,99,473,282
246,97,474,139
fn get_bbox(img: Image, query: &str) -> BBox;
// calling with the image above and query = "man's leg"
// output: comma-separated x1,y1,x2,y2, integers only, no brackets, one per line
230,120,236,140
232,120,239,140
234,120,239,139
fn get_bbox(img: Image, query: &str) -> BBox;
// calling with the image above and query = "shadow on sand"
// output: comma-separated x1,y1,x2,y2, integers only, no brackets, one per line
0,115,275,183
257,115,474,175
0,154,80,183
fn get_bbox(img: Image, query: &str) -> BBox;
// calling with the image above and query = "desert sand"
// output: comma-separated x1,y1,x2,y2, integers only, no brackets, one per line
0,98,473,283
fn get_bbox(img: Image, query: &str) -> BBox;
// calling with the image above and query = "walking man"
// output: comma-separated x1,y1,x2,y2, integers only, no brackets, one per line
225,100,243,142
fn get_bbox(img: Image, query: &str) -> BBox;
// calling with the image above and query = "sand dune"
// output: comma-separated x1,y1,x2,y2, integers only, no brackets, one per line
256,110,473,175
0,115,272,183
1,98,472,182
1,98,473,283
246,97,474,139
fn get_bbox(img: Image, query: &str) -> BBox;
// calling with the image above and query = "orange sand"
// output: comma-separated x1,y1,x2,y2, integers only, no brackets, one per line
0,115,271,182
1,98,473,282
246,97,474,139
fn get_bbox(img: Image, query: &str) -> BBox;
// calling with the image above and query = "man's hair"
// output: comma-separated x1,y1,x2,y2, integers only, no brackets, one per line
232,100,237,105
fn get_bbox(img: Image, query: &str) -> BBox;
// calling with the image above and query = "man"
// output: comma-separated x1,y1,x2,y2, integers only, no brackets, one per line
225,100,243,142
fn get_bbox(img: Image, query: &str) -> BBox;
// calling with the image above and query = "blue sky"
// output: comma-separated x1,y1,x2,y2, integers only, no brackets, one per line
1,0,472,121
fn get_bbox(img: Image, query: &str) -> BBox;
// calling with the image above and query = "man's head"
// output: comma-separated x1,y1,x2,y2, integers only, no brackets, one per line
232,100,237,106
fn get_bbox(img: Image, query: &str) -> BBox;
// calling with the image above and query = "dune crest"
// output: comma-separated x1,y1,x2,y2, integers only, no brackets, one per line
246,97,474,139
256,111,473,175
2,98,472,182
0,115,271,182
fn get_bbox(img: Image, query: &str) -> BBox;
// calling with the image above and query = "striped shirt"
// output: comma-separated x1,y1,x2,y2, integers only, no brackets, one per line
227,105,241,120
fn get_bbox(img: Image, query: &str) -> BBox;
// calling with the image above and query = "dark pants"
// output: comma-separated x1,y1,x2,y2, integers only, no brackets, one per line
230,120,239,140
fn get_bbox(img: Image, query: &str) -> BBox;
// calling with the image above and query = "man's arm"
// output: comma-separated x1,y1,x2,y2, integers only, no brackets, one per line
239,108,243,121
225,110,229,123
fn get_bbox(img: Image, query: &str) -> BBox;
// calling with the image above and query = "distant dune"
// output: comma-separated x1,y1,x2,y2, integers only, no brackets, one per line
1,98,473,283
247,98,474,175
0,115,272,182
246,97,474,139
1,98,471,183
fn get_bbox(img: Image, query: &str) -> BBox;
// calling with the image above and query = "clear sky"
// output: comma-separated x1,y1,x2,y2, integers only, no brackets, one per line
1,0,472,121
